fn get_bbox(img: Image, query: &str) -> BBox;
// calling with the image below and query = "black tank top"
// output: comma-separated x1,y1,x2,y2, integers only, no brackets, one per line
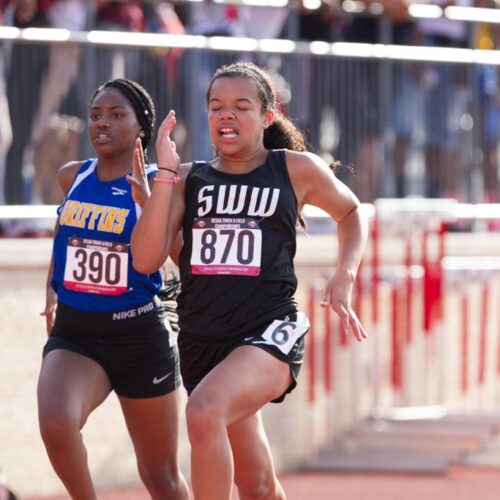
178,149,299,341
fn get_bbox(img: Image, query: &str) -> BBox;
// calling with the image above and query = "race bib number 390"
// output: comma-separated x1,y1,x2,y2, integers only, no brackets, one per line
191,217,261,276
64,237,129,295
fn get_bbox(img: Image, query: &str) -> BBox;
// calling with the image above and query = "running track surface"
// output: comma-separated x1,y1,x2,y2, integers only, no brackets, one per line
25,466,500,500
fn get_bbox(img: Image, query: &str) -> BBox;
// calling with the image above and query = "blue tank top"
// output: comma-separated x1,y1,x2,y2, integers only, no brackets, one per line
51,159,162,312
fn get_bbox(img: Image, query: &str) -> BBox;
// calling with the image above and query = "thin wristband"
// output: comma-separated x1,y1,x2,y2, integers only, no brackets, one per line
157,166,179,175
154,175,180,184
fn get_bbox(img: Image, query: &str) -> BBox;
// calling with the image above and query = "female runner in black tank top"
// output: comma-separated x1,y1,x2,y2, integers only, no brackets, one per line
132,61,368,500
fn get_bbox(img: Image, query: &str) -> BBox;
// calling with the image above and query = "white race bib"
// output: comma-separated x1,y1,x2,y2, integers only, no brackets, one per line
64,237,129,295
259,312,310,355
191,217,261,276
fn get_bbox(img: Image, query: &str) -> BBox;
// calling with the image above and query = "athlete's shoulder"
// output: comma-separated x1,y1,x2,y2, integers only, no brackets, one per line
284,149,323,167
283,149,329,179
284,150,341,207
57,160,89,195
178,161,197,181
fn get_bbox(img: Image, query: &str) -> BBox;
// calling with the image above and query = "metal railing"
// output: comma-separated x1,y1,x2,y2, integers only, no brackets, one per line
0,25,499,205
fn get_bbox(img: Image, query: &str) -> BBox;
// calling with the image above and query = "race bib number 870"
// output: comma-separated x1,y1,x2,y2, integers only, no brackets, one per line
191,217,261,276
64,237,129,295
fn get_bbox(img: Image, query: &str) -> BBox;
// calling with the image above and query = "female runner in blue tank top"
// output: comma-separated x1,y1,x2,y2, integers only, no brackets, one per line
38,79,189,500
132,62,369,500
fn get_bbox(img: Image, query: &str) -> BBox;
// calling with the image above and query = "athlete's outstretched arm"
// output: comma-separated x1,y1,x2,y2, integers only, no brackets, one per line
327,204,368,341
286,150,369,342
131,111,186,274
40,161,82,334
40,232,57,336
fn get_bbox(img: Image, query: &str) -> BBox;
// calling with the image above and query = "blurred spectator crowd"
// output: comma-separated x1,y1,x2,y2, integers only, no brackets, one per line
0,0,499,214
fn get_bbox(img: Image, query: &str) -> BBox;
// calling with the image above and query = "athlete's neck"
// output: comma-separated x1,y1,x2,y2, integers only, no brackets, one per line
96,154,134,181
214,148,269,174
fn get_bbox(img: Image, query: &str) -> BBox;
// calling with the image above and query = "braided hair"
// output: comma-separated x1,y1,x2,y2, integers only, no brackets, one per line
90,78,156,160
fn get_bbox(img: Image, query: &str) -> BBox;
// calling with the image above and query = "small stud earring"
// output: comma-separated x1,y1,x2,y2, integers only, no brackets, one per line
139,131,145,138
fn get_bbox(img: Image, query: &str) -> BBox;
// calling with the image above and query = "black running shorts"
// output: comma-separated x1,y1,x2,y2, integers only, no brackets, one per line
178,311,309,403
43,298,181,398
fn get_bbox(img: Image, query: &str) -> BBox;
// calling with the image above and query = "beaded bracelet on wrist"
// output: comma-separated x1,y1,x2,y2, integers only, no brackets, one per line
154,174,180,184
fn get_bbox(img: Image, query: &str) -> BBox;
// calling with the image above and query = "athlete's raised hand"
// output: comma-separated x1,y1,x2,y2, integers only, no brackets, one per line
126,137,151,208
155,110,180,173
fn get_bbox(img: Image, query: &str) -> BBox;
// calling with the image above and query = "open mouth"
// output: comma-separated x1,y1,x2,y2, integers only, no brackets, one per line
218,127,238,138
